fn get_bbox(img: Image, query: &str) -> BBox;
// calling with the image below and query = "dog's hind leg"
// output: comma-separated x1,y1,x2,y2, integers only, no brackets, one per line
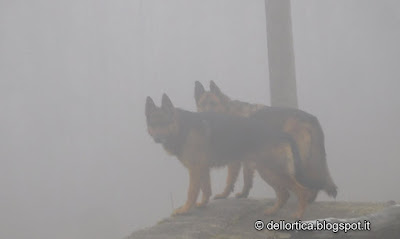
256,165,290,216
235,161,255,198
214,161,241,199
264,187,290,216
307,189,319,203
290,180,311,219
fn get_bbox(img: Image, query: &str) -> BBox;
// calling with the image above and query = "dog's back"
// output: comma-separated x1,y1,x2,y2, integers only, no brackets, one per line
195,111,291,162
173,109,304,180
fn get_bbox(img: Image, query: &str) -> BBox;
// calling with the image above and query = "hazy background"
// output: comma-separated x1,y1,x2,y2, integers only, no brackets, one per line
1,0,399,238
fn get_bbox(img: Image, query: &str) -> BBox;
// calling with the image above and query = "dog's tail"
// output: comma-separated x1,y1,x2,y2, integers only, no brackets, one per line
307,115,338,198
324,170,338,198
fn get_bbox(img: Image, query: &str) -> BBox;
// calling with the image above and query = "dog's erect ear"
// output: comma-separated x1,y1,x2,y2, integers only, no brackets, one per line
161,93,174,112
194,81,205,104
145,96,157,117
210,80,223,96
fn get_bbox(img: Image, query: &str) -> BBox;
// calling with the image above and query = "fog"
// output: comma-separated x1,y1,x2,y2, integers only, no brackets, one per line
1,1,399,238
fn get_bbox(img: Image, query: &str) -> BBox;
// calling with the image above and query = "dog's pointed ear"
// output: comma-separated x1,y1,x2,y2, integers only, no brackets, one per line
210,80,223,96
145,96,157,117
161,93,174,112
194,81,205,104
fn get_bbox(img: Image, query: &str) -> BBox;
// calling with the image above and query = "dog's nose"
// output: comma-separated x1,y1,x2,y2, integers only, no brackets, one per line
154,137,162,143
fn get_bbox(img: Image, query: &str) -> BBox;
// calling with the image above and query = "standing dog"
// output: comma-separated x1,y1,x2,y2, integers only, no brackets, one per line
194,81,337,202
146,93,313,219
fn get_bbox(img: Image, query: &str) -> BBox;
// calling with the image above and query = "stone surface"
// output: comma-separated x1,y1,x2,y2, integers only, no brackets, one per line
125,198,399,239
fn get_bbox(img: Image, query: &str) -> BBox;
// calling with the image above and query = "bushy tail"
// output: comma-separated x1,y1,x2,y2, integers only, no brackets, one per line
324,170,338,198
307,115,338,198
307,115,326,162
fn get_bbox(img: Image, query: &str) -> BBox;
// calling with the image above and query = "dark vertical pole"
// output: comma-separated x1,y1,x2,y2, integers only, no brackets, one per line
265,0,298,108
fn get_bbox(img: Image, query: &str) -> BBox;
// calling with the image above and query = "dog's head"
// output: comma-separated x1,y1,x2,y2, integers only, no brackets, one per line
145,93,178,143
194,80,230,113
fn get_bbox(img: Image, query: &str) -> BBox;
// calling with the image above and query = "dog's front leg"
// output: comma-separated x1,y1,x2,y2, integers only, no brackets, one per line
173,164,204,215
196,167,211,208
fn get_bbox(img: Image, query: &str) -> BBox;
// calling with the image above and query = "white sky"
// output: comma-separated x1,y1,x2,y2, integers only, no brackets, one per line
1,1,399,238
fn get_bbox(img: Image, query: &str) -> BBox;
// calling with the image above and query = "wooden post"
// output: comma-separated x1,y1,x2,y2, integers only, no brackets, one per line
265,0,298,108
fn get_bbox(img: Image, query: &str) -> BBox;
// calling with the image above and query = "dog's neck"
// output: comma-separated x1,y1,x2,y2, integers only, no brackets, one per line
158,112,186,157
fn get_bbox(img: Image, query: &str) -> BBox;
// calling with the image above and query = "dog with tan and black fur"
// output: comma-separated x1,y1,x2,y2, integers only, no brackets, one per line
194,81,337,205
146,93,315,219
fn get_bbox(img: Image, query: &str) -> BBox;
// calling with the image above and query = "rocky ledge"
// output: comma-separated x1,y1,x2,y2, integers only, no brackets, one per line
125,198,400,239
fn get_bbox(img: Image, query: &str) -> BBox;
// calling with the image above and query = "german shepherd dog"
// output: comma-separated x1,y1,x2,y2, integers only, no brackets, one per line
146,93,314,219
194,81,337,202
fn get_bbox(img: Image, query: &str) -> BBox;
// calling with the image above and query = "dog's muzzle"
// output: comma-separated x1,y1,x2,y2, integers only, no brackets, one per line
153,137,162,143
148,127,169,144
